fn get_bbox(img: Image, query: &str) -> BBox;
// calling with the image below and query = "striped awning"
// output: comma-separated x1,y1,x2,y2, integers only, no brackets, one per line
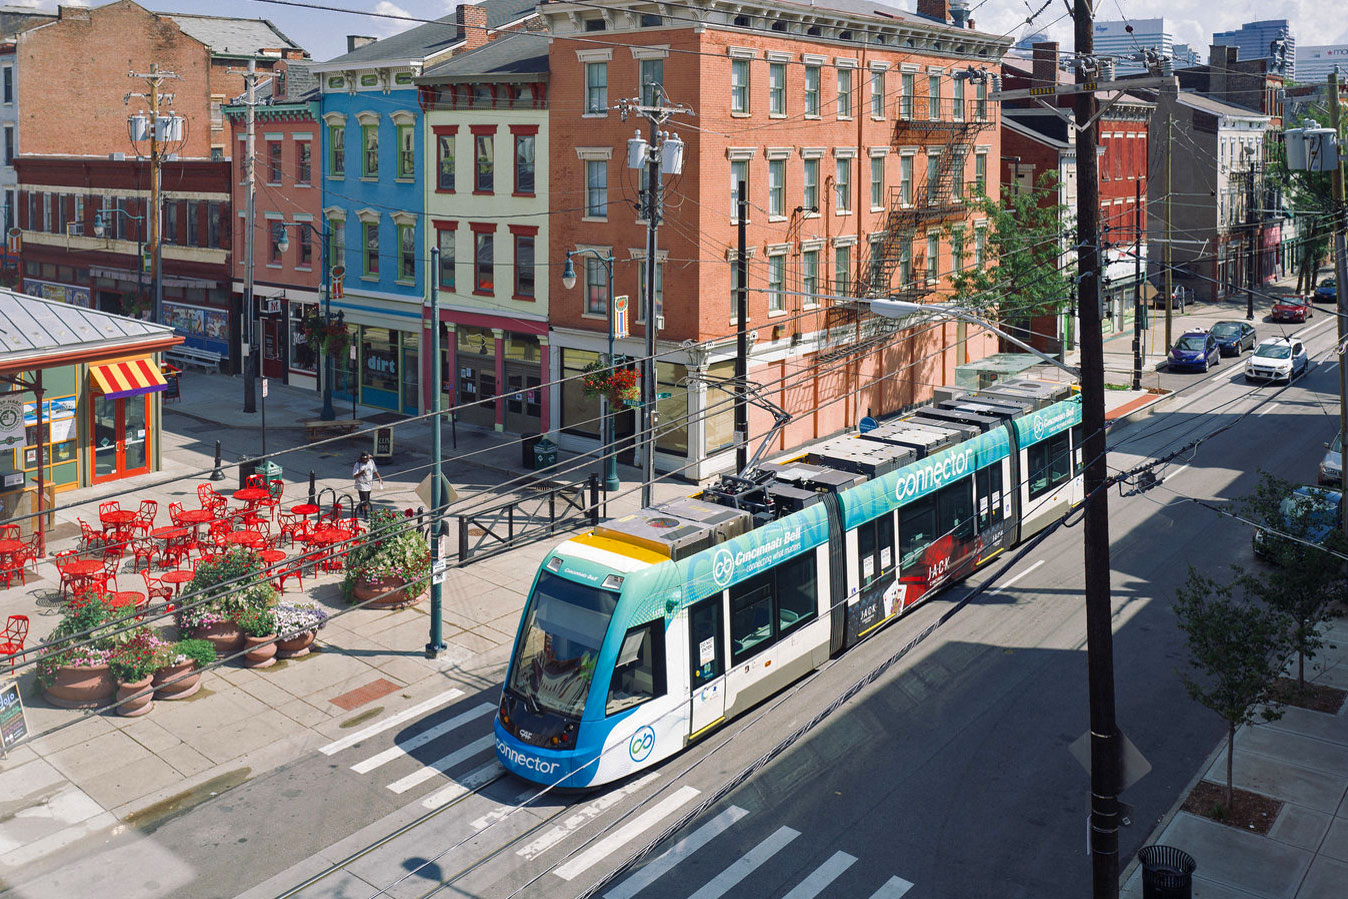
89,358,168,400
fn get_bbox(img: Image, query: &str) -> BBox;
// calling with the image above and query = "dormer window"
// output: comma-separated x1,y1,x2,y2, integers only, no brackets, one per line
640,13,662,26
771,21,787,32
807,25,821,36
733,14,751,27
584,17,606,31
839,30,853,41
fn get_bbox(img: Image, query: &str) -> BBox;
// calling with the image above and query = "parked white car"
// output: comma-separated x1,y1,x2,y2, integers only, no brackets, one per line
1245,336,1309,384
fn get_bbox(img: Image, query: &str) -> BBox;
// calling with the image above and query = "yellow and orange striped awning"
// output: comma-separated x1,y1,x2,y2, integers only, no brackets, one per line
89,358,168,400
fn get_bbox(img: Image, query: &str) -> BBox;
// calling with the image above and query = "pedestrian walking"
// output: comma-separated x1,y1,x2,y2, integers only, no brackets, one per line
353,452,383,520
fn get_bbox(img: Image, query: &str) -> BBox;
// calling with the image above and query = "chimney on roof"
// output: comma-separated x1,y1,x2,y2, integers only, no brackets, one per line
1032,41,1059,90
57,5,90,21
347,35,376,53
916,0,949,25
456,3,488,51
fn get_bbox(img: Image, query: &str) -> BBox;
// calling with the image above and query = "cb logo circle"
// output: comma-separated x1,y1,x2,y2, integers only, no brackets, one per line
629,725,656,762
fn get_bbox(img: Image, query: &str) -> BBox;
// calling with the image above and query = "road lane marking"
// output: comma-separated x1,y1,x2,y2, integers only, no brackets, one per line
421,761,504,809
780,850,858,899
351,703,494,773
1255,402,1279,417
471,788,537,831
1166,464,1191,481
603,806,749,899
318,688,463,755
519,772,661,861
685,825,800,899
868,875,916,898
554,786,701,881
994,559,1042,592
386,734,495,793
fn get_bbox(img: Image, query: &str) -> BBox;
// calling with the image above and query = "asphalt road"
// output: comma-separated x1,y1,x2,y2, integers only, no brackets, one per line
7,311,1341,899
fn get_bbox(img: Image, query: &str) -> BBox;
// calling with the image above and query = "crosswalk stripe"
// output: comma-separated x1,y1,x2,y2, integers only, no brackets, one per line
519,772,661,861
386,735,495,794
318,688,464,755
779,851,857,899
421,761,504,809
603,806,749,899
868,875,916,898
554,786,701,882
685,825,799,899
471,788,538,831
350,703,495,773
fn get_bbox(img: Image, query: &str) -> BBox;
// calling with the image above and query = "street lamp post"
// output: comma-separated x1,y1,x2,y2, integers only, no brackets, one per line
93,210,149,319
276,221,335,421
562,249,621,492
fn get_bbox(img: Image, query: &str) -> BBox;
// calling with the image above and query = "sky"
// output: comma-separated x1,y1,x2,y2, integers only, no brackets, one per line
13,0,1348,66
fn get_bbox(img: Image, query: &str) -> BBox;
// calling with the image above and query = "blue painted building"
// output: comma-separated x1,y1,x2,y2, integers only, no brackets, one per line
310,0,537,414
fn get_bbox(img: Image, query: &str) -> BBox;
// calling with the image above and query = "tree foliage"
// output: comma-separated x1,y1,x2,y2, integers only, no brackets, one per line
1265,107,1335,292
947,172,1076,335
1241,471,1348,687
1173,568,1288,807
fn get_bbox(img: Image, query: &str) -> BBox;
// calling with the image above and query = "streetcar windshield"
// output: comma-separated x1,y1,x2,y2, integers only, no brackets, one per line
507,571,619,717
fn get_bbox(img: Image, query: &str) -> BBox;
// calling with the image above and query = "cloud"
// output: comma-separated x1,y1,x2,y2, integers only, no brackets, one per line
370,1,416,38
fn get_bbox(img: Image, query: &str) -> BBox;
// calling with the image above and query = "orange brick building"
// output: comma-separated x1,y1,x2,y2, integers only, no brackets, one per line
13,1,304,371
542,0,1009,481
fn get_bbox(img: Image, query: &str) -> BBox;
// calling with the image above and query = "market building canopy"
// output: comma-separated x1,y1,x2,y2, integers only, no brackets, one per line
0,289,179,374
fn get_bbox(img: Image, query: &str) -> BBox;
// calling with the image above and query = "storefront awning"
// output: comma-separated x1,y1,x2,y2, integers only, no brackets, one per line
90,358,168,400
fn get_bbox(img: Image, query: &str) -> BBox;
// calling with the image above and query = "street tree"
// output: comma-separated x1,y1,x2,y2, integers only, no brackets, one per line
1266,110,1334,292
1173,567,1288,809
946,172,1075,353
1242,471,1348,689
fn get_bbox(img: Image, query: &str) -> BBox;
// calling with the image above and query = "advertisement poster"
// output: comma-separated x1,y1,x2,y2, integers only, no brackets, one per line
24,279,91,308
0,398,25,450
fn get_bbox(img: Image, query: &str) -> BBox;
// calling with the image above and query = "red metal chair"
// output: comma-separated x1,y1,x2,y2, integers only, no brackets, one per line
130,535,160,571
244,473,266,491
2,615,29,671
132,500,157,536
20,534,41,577
0,554,25,587
0,523,19,540
168,501,186,527
77,518,108,553
141,570,173,612
55,549,99,600
98,500,121,518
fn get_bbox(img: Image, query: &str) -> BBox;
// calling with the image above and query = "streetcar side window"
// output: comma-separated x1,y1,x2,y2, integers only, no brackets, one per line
606,621,666,716
1027,432,1071,500
730,572,775,664
899,497,936,575
690,597,724,688
777,551,818,636
855,513,895,588
939,480,974,540
1071,424,1084,475
976,463,1004,530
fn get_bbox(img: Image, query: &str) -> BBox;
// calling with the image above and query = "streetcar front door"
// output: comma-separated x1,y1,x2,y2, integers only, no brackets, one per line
688,596,726,738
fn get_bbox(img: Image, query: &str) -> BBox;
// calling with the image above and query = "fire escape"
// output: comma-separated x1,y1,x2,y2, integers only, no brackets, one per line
856,91,992,303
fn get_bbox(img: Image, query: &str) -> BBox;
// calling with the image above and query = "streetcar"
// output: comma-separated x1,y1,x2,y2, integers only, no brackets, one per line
495,379,1083,788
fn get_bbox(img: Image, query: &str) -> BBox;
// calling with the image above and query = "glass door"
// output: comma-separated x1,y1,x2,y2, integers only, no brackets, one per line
91,394,152,484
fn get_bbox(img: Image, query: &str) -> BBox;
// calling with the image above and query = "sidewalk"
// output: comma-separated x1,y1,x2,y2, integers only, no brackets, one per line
1121,617,1348,899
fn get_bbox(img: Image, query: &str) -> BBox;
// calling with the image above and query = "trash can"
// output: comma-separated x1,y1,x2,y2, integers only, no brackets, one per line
533,438,558,471
257,460,283,483
1138,845,1195,899
521,433,541,469
238,458,259,490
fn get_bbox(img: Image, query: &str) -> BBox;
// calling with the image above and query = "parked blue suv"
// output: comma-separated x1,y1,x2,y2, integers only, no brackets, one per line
1168,330,1220,372
1314,277,1336,304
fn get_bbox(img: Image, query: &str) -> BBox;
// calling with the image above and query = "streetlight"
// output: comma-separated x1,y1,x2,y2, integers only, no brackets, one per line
276,221,336,421
561,249,621,492
870,298,1082,378
93,209,150,321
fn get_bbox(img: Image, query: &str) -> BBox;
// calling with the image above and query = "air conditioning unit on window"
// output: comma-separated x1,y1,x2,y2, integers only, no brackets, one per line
656,314,664,330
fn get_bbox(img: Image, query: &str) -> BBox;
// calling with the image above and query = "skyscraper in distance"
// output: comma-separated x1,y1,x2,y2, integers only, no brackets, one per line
1212,19,1294,79
1092,19,1173,74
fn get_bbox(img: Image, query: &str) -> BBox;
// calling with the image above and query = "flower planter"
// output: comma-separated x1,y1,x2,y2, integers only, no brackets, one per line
353,576,426,610
116,675,155,717
276,630,316,659
43,663,116,709
152,660,202,700
195,621,244,657
243,634,278,668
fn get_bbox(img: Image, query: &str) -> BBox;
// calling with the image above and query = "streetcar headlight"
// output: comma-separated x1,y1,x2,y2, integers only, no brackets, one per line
498,695,511,728
602,574,624,590
546,556,563,572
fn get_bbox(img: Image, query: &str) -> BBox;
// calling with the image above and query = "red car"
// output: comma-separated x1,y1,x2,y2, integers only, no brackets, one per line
1271,295,1314,323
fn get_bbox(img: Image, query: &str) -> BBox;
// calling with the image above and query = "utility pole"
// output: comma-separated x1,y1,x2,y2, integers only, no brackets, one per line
1132,179,1143,390
126,63,179,325
1073,2,1122,895
1164,114,1174,351
242,58,258,413
620,88,690,509
735,181,748,473
426,244,447,659
1329,69,1348,540
1245,157,1258,319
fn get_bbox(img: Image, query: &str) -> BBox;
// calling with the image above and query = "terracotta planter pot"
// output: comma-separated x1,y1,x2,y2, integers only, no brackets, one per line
151,660,202,700
43,663,116,709
352,576,427,610
116,675,155,717
276,630,316,659
195,621,244,657
243,634,278,668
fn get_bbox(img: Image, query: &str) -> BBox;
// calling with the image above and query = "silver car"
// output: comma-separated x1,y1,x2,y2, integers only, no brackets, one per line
1321,432,1342,487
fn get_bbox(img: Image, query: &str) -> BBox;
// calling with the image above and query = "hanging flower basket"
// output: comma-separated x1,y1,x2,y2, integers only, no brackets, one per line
581,360,639,405
300,316,350,359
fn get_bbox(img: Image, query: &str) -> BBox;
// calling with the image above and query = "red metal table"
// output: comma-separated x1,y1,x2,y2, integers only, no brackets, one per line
110,590,146,612
160,569,195,595
224,530,265,549
149,526,189,541
234,487,270,505
258,549,286,566
307,527,346,546
0,538,25,565
58,559,104,579
177,509,215,526
290,503,320,517
100,509,136,531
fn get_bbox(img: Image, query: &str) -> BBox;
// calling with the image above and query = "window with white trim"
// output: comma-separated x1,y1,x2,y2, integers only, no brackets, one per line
926,232,939,282
835,244,851,295
870,156,884,209
871,69,884,117
928,75,940,120
900,154,913,205
767,252,786,313
804,65,820,116
731,58,750,113
837,68,852,118
803,157,819,212
586,62,608,113
768,158,785,217
586,160,607,218
731,159,749,221
836,157,851,213
802,248,819,307
769,63,786,115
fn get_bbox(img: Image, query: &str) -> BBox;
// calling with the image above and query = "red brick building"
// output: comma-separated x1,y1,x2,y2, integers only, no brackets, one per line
542,0,1009,481
1000,42,1152,351
13,1,304,369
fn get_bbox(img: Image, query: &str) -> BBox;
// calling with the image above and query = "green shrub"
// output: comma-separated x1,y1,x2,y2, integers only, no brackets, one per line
173,638,218,668
342,509,431,602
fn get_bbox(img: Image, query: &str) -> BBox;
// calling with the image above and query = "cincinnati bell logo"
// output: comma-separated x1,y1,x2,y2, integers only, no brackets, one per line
711,548,735,588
